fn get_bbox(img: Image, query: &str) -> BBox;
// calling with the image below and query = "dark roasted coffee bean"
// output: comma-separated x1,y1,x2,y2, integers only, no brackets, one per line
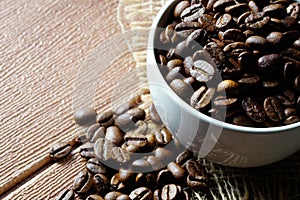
149,103,163,124
73,170,93,194
112,147,130,163
153,189,160,200
190,86,215,110
242,97,266,123
186,160,208,181
73,107,96,126
97,110,114,128
284,108,297,117
132,120,148,135
245,36,267,51
186,29,208,46
181,4,205,22
204,42,226,68
216,13,233,29
174,1,190,18
116,195,131,200
213,0,235,12
281,48,300,62
262,80,281,90
225,3,249,16
248,1,259,13
284,62,300,88
104,191,123,200
282,31,300,45
186,175,208,191
293,40,300,51
167,162,187,180
176,150,193,165
170,79,191,99
105,126,124,147
113,102,134,116
214,96,238,108
175,22,200,31
165,67,185,83
94,138,114,161
89,126,106,143
287,2,300,19
264,97,285,121
223,42,247,56
111,173,125,190
263,3,286,18
233,113,256,126
118,168,134,183
223,29,246,42
161,184,180,200
245,13,270,30
198,14,216,32
156,169,174,186
237,11,252,25
115,108,146,131
86,158,107,174
238,73,260,87
93,173,110,194
284,115,300,125
135,173,155,188
155,127,173,146
50,142,72,160
266,32,283,47
132,159,151,169
257,54,284,73
294,75,300,93
56,188,74,200
129,187,152,200
86,195,104,200
79,142,95,159
125,132,154,150
238,51,256,71
217,80,240,95
190,60,215,82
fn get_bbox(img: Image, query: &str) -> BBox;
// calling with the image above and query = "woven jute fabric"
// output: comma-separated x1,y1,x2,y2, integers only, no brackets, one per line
117,1,300,199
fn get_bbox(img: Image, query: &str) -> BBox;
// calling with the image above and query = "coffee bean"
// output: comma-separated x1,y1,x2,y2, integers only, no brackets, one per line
181,4,205,22
216,13,233,30
112,147,130,163
170,79,192,99
93,174,110,194
217,80,240,95
50,142,72,160
281,48,300,62
248,1,259,13
167,162,187,180
86,158,107,174
74,107,96,126
156,169,174,187
131,120,148,135
125,132,153,151
166,67,185,83
94,138,114,161
153,189,160,200
104,191,123,200
111,173,125,190
257,54,284,73
80,142,95,159
233,113,256,126
56,188,74,200
191,86,215,110
105,126,124,147
116,195,131,200
246,36,267,51
284,62,299,88
198,14,216,32
204,42,226,68
129,187,152,200
266,32,283,47
175,22,200,31
246,13,270,30
294,75,300,93
293,40,300,51
242,97,266,123
284,108,297,117
167,59,183,70
190,60,215,82
264,97,285,121
149,103,163,124
186,175,208,191
176,150,193,165
160,184,180,200
223,29,246,42
238,73,260,87
284,115,300,125
225,3,249,16
262,80,281,90
174,1,190,18
86,123,101,141
135,173,155,189
97,110,114,128
213,0,235,12
287,2,300,19
155,127,173,146
214,96,238,108
263,4,286,18
186,160,208,182
87,195,104,200
237,11,252,25
115,108,146,131
146,156,164,170
73,170,93,194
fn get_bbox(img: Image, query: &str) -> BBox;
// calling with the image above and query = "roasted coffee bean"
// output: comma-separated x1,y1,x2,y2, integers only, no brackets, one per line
153,189,160,200
80,142,95,159
86,195,104,200
190,60,215,82
263,4,286,18
94,138,114,161
105,126,124,147
86,158,107,174
104,191,123,200
242,97,266,123
176,150,193,165
156,169,174,187
263,97,285,121
74,107,96,126
175,22,200,31
245,13,270,30
174,1,190,18
238,73,260,87
135,173,155,188
129,187,152,200
233,113,256,126
257,54,284,73
246,36,267,51
56,188,74,200
238,51,256,71
115,108,146,131
217,80,240,95
160,184,180,200
284,115,300,125
131,120,148,135
165,67,185,83
287,2,300,19
266,32,283,47
170,79,191,99
197,14,216,32
203,42,226,68
181,4,205,22
155,127,173,146
147,156,164,170
284,62,299,88
86,123,101,141
282,31,300,45
248,1,259,13
89,126,106,143
149,103,163,124
186,160,208,181
111,173,125,190
216,13,233,30
294,75,300,93
191,86,215,110
284,108,297,117
237,11,252,25
132,159,151,170
213,0,235,12
125,132,154,150
223,29,246,42
97,110,114,128
118,168,134,183
293,40,300,51
75,131,89,144
214,96,238,108
186,175,208,191
116,195,131,200
50,142,72,160
281,48,300,62
186,29,208,46
112,147,130,163
113,102,134,116
223,42,247,56
167,162,187,180
225,3,249,16
73,170,93,194
93,173,110,194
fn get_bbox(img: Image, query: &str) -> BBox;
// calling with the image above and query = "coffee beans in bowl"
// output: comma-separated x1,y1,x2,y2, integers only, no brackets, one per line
147,0,300,167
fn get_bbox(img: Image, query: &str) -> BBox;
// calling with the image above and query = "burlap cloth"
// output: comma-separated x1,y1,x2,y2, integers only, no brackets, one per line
117,0,300,199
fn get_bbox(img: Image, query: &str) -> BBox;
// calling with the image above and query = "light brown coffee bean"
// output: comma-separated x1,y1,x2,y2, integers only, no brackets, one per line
94,138,114,161
86,158,107,174
167,162,187,180
217,80,240,95
105,126,124,147
73,170,93,194
50,142,72,160
56,188,74,200
174,1,191,18
74,107,96,126
129,187,152,200
170,79,192,99
155,127,173,146
97,110,114,128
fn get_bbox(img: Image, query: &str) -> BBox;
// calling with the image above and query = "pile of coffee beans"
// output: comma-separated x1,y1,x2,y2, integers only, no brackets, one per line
54,93,210,200
156,0,300,127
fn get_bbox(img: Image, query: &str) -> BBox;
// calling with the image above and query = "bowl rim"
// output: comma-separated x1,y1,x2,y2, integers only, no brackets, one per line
147,0,300,134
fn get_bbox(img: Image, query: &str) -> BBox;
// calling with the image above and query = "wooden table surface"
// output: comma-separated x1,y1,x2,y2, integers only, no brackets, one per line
0,0,165,199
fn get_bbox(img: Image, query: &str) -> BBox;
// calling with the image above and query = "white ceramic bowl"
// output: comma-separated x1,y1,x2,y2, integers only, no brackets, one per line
147,0,300,167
